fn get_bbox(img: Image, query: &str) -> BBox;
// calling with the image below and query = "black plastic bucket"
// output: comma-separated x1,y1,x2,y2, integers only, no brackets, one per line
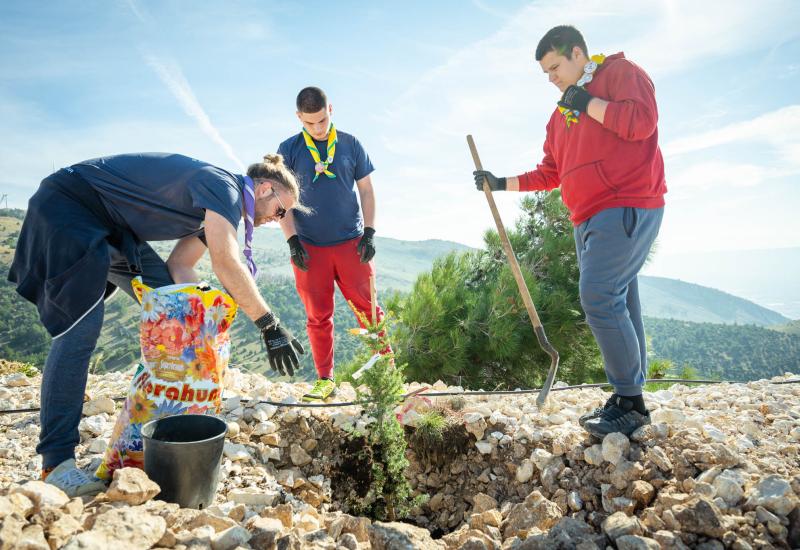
142,414,227,509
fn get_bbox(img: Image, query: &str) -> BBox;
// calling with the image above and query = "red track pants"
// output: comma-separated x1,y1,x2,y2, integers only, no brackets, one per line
292,237,386,379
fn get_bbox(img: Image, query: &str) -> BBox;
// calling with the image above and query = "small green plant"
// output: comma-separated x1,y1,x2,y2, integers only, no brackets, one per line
644,359,701,391
648,359,670,380
414,410,447,446
345,305,421,521
0,360,39,377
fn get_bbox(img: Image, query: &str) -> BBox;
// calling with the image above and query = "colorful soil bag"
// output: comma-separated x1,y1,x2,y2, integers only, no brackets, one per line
96,278,237,480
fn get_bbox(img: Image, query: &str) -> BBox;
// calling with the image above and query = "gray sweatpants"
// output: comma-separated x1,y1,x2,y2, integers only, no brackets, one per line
574,207,664,396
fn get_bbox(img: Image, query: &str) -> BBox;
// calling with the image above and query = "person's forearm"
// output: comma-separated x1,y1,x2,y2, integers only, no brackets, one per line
505,176,520,192
278,211,298,239
211,256,270,321
587,97,609,125
360,187,376,228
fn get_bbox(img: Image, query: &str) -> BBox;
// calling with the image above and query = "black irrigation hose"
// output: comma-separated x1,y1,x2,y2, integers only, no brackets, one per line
2,378,798,416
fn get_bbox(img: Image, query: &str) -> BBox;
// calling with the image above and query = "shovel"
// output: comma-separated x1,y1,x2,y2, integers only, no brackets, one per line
466,135,560,408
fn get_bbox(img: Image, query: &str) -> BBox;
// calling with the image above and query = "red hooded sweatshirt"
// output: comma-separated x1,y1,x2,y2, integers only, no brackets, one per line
517,52,667,225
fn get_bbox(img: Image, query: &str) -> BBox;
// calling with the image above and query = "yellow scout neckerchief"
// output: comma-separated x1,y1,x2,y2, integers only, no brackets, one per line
558,53,606,128
302,123,338,182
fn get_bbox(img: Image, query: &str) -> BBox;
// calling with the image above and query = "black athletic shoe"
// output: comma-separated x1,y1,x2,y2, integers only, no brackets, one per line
578,393,618,427
583,396,650,437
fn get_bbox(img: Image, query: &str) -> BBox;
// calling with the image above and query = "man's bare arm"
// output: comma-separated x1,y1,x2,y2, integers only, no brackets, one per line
356,175,376,227
204,210,269,321
278,209,299,239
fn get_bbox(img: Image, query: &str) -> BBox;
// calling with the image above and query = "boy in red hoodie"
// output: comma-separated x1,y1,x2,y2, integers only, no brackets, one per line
474,25,666,437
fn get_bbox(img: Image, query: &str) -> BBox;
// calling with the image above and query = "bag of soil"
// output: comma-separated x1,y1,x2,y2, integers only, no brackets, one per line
95,278,237,479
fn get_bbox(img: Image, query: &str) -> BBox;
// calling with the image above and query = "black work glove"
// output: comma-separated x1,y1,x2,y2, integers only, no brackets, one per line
255,312,305,376
473,170,506,192
357,227,376,263
287,235,309,272
558,85,593,114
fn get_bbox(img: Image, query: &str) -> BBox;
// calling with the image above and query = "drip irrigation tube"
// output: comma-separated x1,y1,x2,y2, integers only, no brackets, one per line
1,378,798,415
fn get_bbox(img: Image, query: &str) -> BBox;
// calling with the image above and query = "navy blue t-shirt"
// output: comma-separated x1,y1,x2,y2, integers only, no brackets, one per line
278,130,374,246
70,153,243,242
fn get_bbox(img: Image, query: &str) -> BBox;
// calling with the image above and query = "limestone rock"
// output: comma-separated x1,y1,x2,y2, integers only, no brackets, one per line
672,496,729,538
11,481,69,513
46,513,83,549
65,507,166,549
602,433,630,465
210,525,251,550
0,513,25,549
516,459,534,483
464,413,487,440
106,467,160,505
289,443,312,467
602,511,643,540
514,516,604,549
616,534,661,550
4,373,32,387
583,444,603,466
744,474,799,516
369,521,445,550
17,524,49,550
262,503,294,529
247,516,283,549
82,397,116,416
472,493,498,514
503,490,562,539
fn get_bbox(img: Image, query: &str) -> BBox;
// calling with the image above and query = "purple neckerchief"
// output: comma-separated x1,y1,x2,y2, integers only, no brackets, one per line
242,176,258,279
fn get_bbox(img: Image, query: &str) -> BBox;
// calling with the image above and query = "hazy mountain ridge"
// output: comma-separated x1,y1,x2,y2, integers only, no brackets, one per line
639,275,790,326
2,212,799,383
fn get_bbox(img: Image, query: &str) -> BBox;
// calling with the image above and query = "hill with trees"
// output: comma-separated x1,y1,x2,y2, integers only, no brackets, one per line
645,316,800,382
2,205,799,386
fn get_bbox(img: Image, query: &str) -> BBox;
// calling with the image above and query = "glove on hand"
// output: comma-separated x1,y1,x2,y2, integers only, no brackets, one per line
256,312,305,376
473,170,506,192
287,235,309,272
558,85,593,113
357,227,376,263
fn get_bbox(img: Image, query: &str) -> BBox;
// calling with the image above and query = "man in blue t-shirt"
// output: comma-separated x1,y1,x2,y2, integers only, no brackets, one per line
9,152,306,496
277,87,386,401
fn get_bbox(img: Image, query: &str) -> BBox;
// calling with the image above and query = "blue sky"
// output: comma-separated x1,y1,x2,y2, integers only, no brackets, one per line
1,1,799,269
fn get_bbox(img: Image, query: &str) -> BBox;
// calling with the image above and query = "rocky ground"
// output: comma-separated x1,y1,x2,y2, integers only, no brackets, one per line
1,366,800,549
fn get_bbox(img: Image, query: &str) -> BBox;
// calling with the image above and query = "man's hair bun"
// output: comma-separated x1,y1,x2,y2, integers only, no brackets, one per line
262,153,284,165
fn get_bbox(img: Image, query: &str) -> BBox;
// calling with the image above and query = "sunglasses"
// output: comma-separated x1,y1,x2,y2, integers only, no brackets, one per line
271,189,287,220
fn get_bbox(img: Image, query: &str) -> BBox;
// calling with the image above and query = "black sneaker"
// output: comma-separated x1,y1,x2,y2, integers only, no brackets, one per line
583,396,650,437
578,393,618,427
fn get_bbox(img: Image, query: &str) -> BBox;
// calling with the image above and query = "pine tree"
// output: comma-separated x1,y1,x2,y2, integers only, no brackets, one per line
389,190,605,389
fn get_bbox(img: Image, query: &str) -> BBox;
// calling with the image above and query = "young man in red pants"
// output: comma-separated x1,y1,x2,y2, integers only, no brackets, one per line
277,86,384,401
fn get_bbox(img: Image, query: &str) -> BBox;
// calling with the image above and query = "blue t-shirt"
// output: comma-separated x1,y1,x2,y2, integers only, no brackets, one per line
70,153,243,242
277,130,374,246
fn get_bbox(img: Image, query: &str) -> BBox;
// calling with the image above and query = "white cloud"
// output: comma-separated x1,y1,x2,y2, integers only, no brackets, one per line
372,0,800,248
664,105,800,159
123,0,150,24
144,53,245,172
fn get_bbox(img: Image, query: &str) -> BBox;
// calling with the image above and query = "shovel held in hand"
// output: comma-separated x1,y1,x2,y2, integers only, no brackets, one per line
466,135,560,408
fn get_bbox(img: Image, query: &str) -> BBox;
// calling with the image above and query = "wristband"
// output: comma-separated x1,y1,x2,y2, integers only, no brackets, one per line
255,311,279,331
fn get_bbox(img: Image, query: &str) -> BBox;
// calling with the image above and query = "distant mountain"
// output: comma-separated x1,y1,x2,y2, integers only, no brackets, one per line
639,275,789,326
248,227,473,291
2,211,796,385
644,247,800,319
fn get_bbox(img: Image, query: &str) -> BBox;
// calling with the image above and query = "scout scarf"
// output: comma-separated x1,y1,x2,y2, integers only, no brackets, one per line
302,123,337,182
242,175,258,279
558,53,606,128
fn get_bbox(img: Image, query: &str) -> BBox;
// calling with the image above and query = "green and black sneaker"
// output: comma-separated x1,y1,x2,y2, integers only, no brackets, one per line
302,378,336,402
